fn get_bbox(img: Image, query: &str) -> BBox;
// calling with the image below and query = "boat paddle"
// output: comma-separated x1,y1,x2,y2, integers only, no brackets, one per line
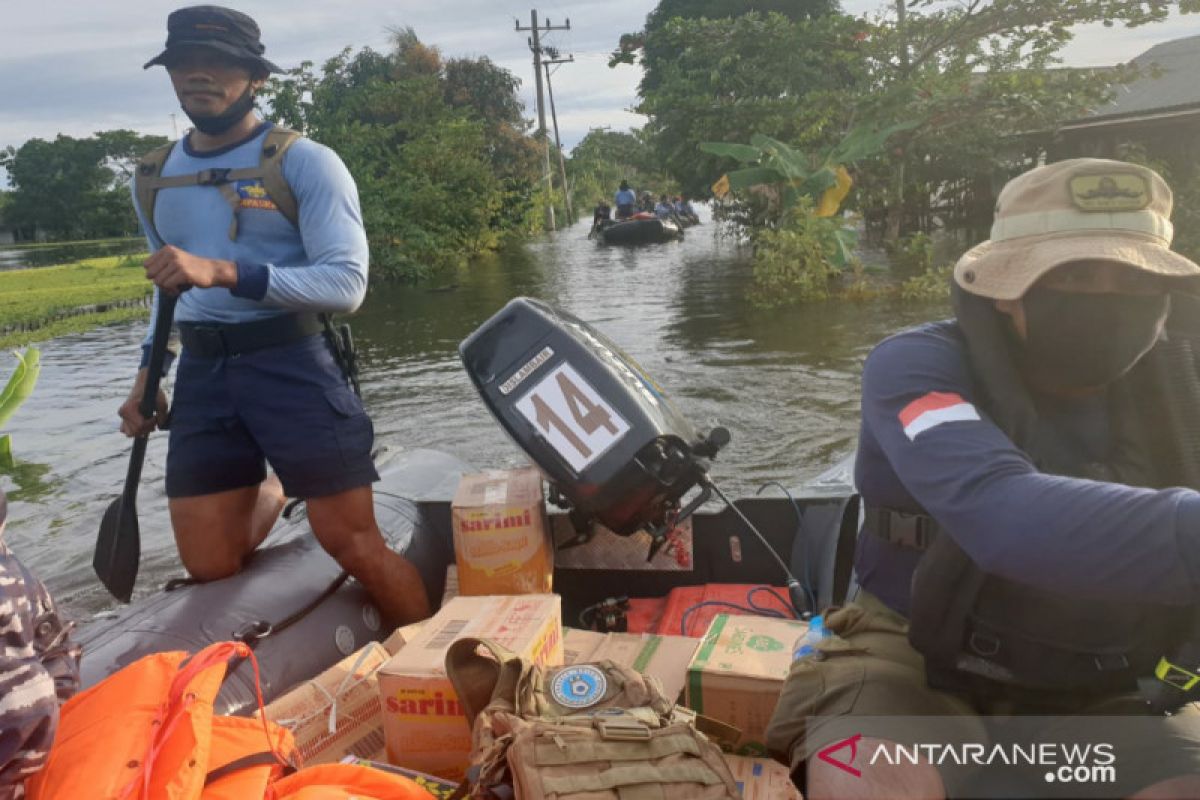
94,290,178,602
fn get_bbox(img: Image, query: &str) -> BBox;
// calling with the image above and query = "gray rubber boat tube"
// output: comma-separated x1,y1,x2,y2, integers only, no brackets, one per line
77,448,468,715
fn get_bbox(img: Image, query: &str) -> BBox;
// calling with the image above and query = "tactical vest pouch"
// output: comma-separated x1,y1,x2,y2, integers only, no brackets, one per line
445,637,739,800
909,534,1177,697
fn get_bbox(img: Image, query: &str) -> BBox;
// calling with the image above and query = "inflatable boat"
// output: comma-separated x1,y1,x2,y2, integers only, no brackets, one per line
599,216,684,246
78,448,468,716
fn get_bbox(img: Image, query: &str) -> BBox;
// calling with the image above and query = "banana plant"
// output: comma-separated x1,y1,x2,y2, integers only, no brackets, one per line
0,348,41,470
701,121,918,265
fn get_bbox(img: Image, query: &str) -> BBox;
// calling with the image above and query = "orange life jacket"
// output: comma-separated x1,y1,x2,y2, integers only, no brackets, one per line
25,641,434,800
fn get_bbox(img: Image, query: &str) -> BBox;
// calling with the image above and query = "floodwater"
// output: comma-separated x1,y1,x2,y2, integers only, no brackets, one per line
0,213,945,618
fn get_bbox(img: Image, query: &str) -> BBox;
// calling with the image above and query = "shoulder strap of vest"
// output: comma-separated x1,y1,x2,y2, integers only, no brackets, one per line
133,141,178,245
260,126,302,229
445,637,525,726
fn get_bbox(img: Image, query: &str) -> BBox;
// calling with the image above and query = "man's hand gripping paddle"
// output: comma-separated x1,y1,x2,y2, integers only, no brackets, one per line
94,291,178,602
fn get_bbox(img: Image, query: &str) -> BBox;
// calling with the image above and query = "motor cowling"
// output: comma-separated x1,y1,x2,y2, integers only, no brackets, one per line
459,298,727,543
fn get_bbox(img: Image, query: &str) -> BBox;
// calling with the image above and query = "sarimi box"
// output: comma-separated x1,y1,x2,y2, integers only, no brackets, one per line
686,613,808,753
378,594,563,780
451,468,554,596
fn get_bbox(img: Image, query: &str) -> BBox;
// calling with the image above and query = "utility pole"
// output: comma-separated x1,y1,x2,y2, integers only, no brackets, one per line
544,56,574,222
515,10,570,231
888,0,909,244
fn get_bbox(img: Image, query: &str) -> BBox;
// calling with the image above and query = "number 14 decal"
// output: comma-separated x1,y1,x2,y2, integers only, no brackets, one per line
515,363,631,472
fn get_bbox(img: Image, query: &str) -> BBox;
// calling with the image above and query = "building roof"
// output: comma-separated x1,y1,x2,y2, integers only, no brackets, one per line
1063,35,1200,130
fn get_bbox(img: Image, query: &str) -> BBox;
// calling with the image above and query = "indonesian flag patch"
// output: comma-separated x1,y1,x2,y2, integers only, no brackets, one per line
899,392,980,441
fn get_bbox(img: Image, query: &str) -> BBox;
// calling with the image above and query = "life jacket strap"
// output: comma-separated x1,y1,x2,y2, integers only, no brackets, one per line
862,505,940,550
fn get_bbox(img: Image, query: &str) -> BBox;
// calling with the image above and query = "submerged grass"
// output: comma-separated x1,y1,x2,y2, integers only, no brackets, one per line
0,253,152,347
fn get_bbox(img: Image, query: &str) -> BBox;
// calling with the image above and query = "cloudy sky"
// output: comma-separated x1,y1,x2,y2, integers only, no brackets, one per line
2,0,1198,185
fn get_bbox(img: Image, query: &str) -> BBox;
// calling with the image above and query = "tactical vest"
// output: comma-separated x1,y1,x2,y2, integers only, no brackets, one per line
866,287,1200,699
445,637,740,800
134,126,302,243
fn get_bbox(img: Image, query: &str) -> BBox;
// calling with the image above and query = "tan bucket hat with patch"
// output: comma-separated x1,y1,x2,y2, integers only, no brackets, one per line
954,158,1200,300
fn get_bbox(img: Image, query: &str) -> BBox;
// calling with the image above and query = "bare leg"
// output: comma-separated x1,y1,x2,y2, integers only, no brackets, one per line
808,737,945,800
170,475,285,581
306,485,431,626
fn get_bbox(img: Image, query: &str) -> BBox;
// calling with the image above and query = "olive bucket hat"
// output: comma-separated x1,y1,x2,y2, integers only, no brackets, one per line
954,158,1200,300
144,5,282,74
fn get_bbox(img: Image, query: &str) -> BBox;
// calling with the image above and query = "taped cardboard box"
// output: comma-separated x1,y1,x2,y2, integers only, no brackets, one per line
451,468,553,596
561,628,700,703
382,622,425,656
724,755,802,799
686,614,808,753
261,641,389,766
379,594,563,780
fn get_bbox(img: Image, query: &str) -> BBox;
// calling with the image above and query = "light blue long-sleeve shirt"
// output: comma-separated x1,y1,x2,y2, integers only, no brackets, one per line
134,121,369,361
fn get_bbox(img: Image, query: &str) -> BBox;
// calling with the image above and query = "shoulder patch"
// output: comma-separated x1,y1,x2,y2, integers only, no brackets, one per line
899,392,980,441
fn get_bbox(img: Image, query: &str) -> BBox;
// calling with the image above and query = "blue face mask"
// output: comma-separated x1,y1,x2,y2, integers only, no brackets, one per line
1016,288,1170,391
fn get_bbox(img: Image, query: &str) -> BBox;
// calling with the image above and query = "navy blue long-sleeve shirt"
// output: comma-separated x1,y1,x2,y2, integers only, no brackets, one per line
854,321,1200,617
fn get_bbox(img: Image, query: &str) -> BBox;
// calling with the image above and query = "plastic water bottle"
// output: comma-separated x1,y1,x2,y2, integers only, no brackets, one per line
793,614,829,661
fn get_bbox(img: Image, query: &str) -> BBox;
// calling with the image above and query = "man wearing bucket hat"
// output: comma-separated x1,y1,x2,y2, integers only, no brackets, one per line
767,159,1200,798
0,488,80,797
116,6,432,626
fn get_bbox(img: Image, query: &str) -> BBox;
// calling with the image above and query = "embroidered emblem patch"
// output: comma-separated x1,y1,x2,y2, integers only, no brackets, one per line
1069,173,1150,212
550,665,608,709
236,179,278,211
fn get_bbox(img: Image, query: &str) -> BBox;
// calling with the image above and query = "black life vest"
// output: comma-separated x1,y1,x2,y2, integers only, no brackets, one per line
878,286,1200,698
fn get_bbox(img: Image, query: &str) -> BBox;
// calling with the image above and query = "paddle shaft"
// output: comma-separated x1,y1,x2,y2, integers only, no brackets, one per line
124,290,177,490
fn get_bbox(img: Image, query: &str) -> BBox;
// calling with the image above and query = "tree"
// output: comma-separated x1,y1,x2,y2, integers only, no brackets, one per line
260,31,544,280
567,128,675,215
0,130,166,241
621,0,1182,240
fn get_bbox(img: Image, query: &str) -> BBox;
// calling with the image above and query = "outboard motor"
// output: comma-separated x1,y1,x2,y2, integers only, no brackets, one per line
459,298,729,557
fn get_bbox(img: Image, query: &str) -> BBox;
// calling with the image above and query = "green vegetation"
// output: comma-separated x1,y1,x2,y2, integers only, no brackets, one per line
0,348,41,469
0,131,168,242
568,129,676,217
264,29,546,281
611,0,1195,304
0,255,151,344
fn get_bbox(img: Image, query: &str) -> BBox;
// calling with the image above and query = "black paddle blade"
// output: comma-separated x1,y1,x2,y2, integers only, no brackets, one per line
94,496,140,603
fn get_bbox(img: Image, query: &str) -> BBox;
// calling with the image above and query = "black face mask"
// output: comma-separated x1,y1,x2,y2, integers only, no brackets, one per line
1015,288,1170,391
182,85,256,135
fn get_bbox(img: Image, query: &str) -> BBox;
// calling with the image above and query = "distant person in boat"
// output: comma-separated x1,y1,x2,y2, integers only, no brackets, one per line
592,199,612,230
639,191,655,214
676,195,698,224
654,195,675,220
614,181,636,220
0,488,80,796
117,5,431,627
769,159,1200,799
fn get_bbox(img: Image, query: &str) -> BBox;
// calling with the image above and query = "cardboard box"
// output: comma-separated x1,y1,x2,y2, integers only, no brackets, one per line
383,622,425,656
261,642,390,765
685,614,808,753
724,755,802,800
451,468,553,596
560,627,700,703
441,564,459,605
379,594,563,780
562,627,606,665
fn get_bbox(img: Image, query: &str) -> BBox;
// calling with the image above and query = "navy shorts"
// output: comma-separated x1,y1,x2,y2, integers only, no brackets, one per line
165,333,379,499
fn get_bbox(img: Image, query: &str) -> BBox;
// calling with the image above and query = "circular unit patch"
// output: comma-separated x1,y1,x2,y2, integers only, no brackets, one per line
551,665,608,709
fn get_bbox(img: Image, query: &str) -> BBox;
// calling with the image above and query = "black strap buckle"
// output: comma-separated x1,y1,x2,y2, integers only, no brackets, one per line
864,506,937,550
197,167,232,186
